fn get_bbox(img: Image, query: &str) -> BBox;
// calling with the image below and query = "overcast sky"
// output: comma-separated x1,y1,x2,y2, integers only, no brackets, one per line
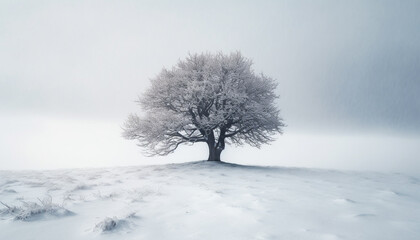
1,0,419,173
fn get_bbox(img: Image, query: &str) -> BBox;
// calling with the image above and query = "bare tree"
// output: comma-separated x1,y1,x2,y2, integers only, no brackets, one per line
123,52,285,161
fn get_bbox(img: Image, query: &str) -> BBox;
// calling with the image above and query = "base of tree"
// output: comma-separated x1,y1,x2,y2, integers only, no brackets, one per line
207,159,222,162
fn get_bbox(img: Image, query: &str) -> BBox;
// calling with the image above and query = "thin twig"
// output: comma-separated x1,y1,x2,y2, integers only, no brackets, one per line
0,201,11,209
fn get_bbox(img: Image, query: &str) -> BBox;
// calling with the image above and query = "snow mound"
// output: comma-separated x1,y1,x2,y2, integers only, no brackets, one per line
94,213,137,233
95,217,119,232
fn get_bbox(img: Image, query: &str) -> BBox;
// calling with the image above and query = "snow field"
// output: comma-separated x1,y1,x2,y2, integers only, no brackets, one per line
0,161,419,240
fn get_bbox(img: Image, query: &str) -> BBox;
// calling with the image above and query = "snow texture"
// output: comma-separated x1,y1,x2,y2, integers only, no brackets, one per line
0,161,419,239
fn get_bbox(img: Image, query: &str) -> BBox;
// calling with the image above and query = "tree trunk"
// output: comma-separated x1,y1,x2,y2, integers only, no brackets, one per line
206,130,224,161
207,144,222,161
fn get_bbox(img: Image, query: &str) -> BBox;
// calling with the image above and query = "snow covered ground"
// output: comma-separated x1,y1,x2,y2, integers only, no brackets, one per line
0,161,419,240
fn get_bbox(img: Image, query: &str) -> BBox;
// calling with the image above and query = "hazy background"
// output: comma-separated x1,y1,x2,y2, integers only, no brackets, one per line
1,0,419,173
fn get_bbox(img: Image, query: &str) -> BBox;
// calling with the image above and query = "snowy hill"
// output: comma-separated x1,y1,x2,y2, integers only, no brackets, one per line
0,161,419,240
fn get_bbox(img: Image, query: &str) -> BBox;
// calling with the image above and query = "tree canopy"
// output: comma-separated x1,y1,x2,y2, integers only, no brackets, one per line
123,52,285,161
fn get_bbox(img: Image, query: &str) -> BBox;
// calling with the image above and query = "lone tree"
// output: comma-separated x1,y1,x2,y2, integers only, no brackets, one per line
123,52,285,161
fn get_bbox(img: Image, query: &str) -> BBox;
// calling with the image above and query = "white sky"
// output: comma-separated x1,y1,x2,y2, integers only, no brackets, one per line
0,0,419,173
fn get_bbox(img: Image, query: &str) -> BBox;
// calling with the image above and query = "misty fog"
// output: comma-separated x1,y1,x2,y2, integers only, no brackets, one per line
0,0,419,173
